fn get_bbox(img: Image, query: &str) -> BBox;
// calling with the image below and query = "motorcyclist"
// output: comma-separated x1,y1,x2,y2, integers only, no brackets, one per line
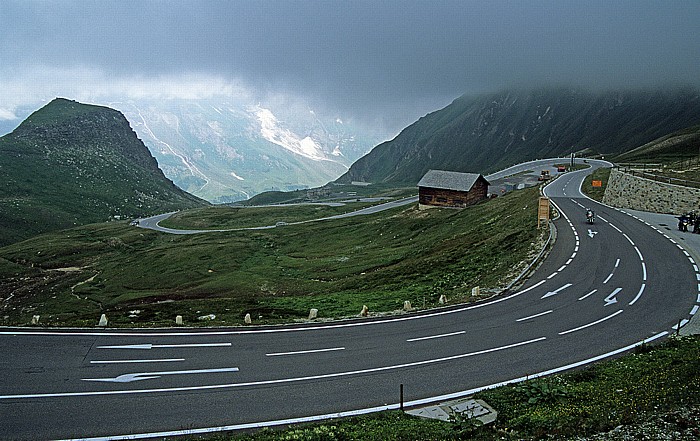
586,208,595,224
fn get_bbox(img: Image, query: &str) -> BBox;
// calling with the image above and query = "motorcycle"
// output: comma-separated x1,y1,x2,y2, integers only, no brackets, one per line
586,209,595,224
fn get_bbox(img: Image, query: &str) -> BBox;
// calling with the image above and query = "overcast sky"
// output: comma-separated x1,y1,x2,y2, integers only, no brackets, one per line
2,0,700,133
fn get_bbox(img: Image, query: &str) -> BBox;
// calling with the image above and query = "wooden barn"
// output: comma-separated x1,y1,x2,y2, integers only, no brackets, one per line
417,170,489,209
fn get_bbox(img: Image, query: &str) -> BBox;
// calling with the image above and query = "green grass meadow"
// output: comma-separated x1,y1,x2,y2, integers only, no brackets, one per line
0,187,544,327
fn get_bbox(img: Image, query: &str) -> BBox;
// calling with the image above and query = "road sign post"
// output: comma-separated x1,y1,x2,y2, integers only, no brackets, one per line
538,197,550,228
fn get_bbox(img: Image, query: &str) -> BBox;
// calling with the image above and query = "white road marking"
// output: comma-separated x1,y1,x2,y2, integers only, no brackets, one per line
634,247,644,261
547,273,558,279
54,332,669,441
516,310,553,322
541,283,572,299
558,265,567,272
406,331,466,342
0,337,547,400
559,310,624,335
90,359,185,364
622,233,634,245
603,273,614,284
578,289,597,301
604,288,622,306
691,305,699,315
82,367,240,383
629,284,645,305
642,262,647,281
566,259,573,265
672,319,689,330
97,343,232,350
266,347,345,356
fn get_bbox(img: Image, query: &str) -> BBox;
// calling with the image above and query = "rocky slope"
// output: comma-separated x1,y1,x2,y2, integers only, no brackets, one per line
0,98,206,246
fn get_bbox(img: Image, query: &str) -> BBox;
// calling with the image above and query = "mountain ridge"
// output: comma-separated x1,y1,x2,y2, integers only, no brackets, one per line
338,87,700,184
0,98,206,246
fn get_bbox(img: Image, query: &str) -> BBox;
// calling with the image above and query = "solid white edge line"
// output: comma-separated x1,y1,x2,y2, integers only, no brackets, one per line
516,310,553,322
406,331,466,342
629,284,646,306
266,347,346,357
559,310,624,335
90,359,185,364
54,331,668,441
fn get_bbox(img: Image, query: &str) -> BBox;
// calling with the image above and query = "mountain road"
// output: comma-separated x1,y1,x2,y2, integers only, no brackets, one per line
1,159,698,440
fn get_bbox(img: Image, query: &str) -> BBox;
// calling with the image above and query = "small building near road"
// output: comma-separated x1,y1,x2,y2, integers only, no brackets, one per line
417,170,490,209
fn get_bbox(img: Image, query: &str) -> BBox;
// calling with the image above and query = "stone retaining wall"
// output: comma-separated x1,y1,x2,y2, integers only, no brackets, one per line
603,168,700,214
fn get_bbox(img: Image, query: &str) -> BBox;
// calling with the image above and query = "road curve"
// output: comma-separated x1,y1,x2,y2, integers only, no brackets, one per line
1,159,698,440
135,157,576,234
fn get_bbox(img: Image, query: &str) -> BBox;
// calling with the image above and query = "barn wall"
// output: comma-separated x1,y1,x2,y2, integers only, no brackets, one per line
419,180,488,208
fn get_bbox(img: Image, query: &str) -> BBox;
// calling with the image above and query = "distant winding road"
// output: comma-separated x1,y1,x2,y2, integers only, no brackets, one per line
1,159,698,440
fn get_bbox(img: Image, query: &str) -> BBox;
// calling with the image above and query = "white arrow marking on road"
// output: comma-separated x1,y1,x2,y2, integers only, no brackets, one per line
541,283,573,299
97,343,232,350
604,288,622,306
82,367,239,383
587,229,598,238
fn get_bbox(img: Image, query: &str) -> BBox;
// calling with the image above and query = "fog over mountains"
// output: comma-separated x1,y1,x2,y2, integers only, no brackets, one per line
339,87,700,185
107,99,387,203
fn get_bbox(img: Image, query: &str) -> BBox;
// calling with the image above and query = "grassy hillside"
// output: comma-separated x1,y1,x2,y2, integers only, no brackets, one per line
613,123,700,164
0,186,544,326
0,98,206,246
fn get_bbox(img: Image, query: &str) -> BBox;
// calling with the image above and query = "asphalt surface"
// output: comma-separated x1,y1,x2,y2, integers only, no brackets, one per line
1,160,698,440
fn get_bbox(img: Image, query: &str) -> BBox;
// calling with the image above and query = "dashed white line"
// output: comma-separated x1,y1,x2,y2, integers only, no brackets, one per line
634,247,644,261
407,331,466,342
691,305,699,316
559,310,624,335
0,337,548,400
516,310,553,322
622,233,634,245
629,284,645,305
578,289,597,301
642,262,647,281
673,319,689,330
90,359,185,364
266,347,345,357
558,265,566,272
547,273,558,279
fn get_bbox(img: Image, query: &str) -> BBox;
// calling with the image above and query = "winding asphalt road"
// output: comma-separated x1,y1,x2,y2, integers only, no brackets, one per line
1,160,699,440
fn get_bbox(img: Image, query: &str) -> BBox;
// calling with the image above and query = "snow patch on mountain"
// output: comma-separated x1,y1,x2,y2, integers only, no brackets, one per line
253,106,327,161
